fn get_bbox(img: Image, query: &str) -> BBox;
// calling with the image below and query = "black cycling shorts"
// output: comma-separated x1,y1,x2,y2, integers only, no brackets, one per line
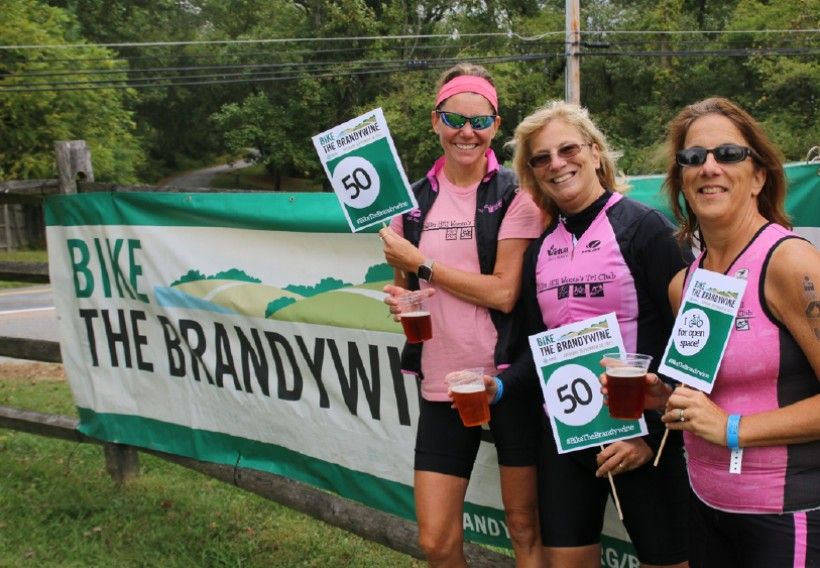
689,492,820,568
538,414,689,566
414,391,541,478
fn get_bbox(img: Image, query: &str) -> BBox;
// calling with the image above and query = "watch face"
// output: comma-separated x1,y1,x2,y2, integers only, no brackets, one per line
417,264,433,281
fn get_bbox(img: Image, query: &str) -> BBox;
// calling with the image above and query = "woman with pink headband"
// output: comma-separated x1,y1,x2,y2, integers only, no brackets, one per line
380,63,547,567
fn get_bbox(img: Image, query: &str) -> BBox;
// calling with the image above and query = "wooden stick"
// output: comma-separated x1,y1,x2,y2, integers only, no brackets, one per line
602,445,624,521
653,428,670,467
654,382,683,467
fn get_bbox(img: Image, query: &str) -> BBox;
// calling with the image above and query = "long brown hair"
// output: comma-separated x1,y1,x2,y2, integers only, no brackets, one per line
664,97,789,245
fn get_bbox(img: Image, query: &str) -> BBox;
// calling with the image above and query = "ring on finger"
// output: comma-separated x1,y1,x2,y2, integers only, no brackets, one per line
617,462,624,470
678,408,686,422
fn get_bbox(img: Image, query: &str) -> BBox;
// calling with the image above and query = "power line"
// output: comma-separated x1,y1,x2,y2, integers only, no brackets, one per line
5,35,815,80
1,44,817,94
0,31,521,51
1,28,815,51
0,54,554,92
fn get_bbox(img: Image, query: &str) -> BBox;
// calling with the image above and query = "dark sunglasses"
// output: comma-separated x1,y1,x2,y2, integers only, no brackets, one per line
527,143,591,169
676,144,759,167
436,110,497,131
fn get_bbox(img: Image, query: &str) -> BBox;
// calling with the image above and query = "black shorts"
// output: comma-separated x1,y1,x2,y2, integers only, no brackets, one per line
414,391,541,478
689,492,820,568
538,414,689,565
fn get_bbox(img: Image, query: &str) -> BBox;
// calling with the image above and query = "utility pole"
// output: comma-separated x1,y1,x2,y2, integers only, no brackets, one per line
565,0,581,104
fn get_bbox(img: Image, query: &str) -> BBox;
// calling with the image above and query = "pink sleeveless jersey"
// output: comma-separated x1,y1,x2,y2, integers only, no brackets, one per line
535,192,640,352
684,223,820,514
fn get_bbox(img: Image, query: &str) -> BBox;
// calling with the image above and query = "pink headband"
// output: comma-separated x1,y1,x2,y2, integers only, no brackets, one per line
435,75,498,113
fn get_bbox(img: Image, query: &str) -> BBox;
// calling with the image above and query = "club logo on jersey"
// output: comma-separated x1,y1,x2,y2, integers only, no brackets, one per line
548,244,570,257
557,285,570,299
735,308,753,331
581,239,601,254
734,268,750,280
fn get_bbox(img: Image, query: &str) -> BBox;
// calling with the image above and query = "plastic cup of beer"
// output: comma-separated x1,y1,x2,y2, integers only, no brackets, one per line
397,291,432,344
603,353,653,420
446,368,490,427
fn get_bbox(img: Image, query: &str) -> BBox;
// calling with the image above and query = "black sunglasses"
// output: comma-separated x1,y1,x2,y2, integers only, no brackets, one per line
676,144,759,167
527,143,591,169
435,111,497,131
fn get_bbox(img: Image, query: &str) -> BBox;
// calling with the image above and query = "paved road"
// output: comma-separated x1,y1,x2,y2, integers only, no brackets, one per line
0,285,59,363
160,159,253,189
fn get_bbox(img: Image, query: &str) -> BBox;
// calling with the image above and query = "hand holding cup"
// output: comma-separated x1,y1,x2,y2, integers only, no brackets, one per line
446,368,491,427
395,289,434,343
602,353,653,420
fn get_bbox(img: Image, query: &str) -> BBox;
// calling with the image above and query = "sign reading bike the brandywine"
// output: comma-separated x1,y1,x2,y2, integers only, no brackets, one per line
312,108,417,232
529,313,647,454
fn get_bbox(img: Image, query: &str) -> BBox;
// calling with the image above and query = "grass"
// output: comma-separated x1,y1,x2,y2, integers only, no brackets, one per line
211,163,323,192
0,363,423,567
0,248,48,289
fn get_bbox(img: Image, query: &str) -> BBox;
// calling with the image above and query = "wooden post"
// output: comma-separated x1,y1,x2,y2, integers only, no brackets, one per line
565,0,581,105
103,443,140,485
54,140,94,194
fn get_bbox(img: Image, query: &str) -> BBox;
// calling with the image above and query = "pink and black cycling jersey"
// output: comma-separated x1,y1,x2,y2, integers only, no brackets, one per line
683,223,820,514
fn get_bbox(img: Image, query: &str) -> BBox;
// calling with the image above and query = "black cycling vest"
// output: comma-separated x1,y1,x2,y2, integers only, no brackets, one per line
399,166,523,376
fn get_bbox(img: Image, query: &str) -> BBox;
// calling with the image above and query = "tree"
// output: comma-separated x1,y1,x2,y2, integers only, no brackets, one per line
0,0,144,181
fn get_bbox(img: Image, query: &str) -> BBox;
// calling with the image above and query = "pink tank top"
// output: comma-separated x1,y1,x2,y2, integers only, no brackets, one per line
684,223,820,513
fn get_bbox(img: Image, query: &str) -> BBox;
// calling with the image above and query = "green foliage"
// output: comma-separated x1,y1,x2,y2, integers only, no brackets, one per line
170,268,260,286
284,277,349,297
212,268,261,283
364,263,394,283
0,0,145,182
2,0,817,183
265,296,297,317
170,269,206,286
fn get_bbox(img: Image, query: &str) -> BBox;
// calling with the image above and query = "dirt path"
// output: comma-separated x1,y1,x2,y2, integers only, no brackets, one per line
0,361,65,381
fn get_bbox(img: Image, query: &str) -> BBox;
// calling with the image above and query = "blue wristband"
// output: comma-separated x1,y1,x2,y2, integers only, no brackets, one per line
726,414,742,449
491,377,504,405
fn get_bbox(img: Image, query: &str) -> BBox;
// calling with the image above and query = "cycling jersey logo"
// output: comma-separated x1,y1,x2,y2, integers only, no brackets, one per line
572,284,586,297
557,285,570,299
735,308,753,331
548,244,569,257
590,283,604,297
580,239,602,254
734,268,750,280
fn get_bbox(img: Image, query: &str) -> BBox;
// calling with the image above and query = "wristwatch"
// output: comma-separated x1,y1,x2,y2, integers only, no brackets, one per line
416,259,435,282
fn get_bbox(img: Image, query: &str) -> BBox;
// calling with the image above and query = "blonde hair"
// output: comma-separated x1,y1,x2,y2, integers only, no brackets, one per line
508,100,627,217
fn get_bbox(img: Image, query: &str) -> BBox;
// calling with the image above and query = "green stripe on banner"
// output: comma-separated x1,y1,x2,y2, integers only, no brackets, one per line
45,163,818,231
76,407,413,518
44,192,378,233
75,407,514,548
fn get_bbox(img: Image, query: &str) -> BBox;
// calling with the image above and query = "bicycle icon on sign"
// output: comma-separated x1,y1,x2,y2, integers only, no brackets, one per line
687,313,704,328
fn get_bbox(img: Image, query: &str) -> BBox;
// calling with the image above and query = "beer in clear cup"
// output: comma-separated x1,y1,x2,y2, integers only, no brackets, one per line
446,368,490,427
603,353,653,419
397,290,432,343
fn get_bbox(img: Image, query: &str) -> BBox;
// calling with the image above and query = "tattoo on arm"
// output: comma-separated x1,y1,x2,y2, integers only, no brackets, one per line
803,275,820,341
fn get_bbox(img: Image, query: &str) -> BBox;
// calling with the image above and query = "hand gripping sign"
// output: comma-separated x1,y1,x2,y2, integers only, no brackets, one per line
312,108,417,232
528,313,647,454
658,268,747,393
